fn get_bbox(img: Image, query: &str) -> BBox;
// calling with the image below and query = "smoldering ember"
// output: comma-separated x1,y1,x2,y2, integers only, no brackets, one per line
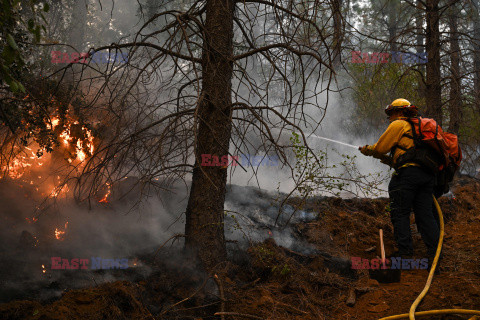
0,1,479,320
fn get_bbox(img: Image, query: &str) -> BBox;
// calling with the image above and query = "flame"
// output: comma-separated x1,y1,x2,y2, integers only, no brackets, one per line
3,115,95,180
2,112,96,244
25,217,38,223
59,130,70,146
2,115,96,200
86,130,94,154
99,183,111,203
77,140,86,162
41,264,46,273
50,184,69,198
54,116,95,162
51,118,59,128
6,156,33,179
130,257,139,267
54,222,68,240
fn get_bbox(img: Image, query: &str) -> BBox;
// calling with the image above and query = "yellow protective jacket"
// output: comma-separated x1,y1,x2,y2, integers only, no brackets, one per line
365,117,418,168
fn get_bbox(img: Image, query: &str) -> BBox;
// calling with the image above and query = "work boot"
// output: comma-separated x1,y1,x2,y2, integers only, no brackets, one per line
388,251,414,271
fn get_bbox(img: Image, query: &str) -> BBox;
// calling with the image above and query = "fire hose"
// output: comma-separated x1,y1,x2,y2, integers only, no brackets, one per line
378,196,480,320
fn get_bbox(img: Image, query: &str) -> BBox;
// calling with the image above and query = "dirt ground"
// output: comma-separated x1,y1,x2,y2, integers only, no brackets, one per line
1,176,479,320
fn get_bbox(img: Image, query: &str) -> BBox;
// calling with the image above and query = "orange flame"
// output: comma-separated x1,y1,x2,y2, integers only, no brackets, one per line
4,116,95,180
54,222,68,240
52,116,95,162
50,184,70,198
25,217,38,223
99,183,111,203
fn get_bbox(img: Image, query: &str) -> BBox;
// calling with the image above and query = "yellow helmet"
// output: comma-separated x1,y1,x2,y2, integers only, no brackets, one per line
385,98,418,116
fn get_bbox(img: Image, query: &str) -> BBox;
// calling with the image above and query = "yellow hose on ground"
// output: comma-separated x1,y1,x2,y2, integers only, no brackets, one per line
378,196,480,320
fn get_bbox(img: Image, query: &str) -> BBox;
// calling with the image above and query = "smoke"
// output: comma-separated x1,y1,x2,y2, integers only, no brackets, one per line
0,176,185,303
223,184,319,250
303,87,392,196
225,3,392,195
228,85,391,197
0,175,328,303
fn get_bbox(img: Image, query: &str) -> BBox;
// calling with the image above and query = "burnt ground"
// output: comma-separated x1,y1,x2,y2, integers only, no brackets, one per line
1,176,479,320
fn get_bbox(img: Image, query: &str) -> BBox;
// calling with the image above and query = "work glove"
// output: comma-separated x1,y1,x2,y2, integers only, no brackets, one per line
359,145,374,156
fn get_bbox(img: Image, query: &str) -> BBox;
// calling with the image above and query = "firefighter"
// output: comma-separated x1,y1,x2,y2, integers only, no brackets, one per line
359,99,440,268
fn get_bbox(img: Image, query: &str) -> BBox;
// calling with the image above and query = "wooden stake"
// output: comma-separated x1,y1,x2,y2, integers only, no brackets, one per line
379,229,386,265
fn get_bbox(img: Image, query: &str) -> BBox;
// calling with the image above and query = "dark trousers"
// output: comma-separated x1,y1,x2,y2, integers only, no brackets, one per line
388,166,440,256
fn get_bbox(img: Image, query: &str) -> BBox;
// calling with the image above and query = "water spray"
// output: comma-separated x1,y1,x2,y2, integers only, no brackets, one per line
307,134,359,149
272,128,360,149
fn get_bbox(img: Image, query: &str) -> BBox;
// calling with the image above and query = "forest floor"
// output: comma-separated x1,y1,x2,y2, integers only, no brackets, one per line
1,176,479,320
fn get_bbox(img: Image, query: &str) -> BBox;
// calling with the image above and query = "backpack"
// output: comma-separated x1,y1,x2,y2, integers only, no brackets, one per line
395,116,462,195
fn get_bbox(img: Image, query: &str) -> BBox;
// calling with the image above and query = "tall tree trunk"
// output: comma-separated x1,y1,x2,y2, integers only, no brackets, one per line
416,0,425,57
69,0,87,51
473,0,480,114
447,4,461,134
331,0,343,68
66,0,87,93
387,0,398,52
184,0,235,270
425,0,442,125
416,0,426,101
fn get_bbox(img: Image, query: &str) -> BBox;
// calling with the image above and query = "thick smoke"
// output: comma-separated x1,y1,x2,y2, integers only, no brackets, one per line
0,177,322,303
228,87,392,197
0,176,185,303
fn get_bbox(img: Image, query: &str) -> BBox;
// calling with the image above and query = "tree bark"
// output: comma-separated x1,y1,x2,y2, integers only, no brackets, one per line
69,0,87,51
386,1,398,52
473,0,480,114
416,0,426,100
447,4,461,134
416,0,425,57
425,0,442,125
184,0,235,270
331,0,343,68
66,0,87,91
